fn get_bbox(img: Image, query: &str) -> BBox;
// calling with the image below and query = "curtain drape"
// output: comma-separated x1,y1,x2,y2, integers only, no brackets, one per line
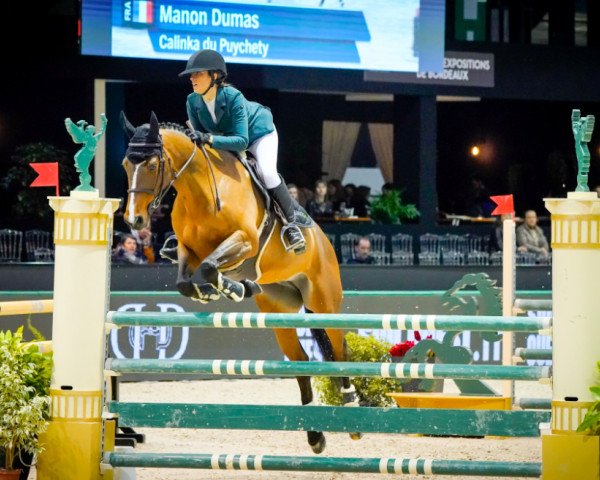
367,123,394,183
321,121,361,181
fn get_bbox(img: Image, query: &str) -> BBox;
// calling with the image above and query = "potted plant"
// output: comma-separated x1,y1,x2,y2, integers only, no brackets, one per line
577,360,600,435
369,189,420,225
314,332,401,407
0,327,52,479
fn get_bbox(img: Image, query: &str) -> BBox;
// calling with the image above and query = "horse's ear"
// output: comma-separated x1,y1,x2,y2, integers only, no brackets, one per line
120,111,136,139
149,111,159,139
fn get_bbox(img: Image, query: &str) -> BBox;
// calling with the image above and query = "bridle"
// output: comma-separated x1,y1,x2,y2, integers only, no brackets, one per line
126,135,221,215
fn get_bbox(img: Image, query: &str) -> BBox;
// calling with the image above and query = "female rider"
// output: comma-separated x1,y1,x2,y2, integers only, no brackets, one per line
180,49,305,253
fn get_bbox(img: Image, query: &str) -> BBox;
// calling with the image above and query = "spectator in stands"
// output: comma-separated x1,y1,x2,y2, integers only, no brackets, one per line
287,183,301,204
343,183,356,209
347,236,376,264
306,179,333,220
112,233,151,264
132,227,156,263
326,179,345,213
489,213,512,252
350,185,372,218
516,210,549,260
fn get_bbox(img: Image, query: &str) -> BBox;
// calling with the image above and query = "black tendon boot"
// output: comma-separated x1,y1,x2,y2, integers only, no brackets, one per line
268,181,306,253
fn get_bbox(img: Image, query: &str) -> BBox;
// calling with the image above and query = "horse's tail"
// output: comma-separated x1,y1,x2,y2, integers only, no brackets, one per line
310,328,335,361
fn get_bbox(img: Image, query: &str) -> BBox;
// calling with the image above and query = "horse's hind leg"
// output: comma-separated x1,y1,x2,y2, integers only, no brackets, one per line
303,278,362,440
310,316,362,440
255,287,327,454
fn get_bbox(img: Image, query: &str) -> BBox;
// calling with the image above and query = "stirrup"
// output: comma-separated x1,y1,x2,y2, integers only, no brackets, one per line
280,224,306,254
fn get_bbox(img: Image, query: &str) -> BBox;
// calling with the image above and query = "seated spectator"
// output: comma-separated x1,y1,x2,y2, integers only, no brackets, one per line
326,178,345,213
489,213,512,252
347,237,376,265
112,233,150,264
287,182,309,208
350,185,371,218
516,210,550,260
343,183,356,209
131,227,156,263
306,180,334,220
287,183,301,205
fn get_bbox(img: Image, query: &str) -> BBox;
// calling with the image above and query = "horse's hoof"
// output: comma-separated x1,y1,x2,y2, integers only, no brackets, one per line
241,279,262,298
349,432,363,440
342,385,359,406
192,283,221,303
309,435,326,454
221,278,245,302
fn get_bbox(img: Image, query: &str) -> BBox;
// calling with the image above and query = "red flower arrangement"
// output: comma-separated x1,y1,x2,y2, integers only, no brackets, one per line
389,331,432,358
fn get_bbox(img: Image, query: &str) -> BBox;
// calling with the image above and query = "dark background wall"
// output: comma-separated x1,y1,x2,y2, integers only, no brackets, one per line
2,0,600,233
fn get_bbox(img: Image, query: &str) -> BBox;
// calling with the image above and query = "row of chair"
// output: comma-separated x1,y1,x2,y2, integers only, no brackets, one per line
324,232,550,266
1,228,549,267
0,229,54,262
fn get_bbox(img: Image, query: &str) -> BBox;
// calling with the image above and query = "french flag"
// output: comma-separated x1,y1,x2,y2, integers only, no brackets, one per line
133,1,153,24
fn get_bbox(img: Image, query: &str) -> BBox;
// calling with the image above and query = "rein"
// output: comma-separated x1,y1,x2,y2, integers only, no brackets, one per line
127,136,222,215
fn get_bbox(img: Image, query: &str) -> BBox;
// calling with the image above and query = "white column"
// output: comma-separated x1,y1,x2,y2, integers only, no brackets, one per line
545,191,600,432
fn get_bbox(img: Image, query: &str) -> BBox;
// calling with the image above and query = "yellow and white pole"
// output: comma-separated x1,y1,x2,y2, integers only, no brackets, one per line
37,190,120,480
542,191,600,479
0,299,53,316
501,218,516,401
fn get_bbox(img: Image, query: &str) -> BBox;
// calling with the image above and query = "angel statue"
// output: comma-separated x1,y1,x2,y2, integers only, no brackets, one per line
65,113,108,191
571,109,595,192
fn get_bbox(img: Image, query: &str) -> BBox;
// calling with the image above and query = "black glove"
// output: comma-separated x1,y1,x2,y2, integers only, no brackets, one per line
188,130,212,145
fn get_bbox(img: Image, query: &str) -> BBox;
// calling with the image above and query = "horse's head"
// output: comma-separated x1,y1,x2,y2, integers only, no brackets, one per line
121,111,172,230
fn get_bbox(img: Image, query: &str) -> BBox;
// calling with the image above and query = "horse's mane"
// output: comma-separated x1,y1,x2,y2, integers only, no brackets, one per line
159,122,189,135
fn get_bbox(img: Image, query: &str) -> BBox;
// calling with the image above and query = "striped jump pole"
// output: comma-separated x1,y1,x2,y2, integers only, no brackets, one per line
0,299,53,316
106,358,550,381
105,452,542,477
106,311,552,333
514,348,552,361
516,398,552,410
513,298,553,312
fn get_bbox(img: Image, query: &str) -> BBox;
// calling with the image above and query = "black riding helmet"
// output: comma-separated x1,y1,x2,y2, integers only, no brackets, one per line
178,49,227,78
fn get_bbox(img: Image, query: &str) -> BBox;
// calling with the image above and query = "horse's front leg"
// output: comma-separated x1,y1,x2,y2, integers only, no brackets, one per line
175,242,221,303
200,230,261,302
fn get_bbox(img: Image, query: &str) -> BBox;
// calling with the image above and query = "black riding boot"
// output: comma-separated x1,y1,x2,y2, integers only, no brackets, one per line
268,181,306,253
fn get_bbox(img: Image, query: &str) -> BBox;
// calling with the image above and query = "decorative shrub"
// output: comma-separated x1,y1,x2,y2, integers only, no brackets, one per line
577,360,600,435
369,189,420,225
313,332,401,407
0,327,52,471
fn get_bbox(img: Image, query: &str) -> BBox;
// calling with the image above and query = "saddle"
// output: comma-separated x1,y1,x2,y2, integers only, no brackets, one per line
238,151,313,228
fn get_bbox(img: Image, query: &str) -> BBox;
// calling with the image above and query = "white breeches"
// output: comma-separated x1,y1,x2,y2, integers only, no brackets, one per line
248,128,280,189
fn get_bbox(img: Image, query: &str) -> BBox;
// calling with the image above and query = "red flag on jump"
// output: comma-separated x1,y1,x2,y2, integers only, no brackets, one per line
30,162,60,196
490,194,514,216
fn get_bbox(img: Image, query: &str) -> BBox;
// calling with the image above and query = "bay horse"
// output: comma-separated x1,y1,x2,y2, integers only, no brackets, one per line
119,111,359,453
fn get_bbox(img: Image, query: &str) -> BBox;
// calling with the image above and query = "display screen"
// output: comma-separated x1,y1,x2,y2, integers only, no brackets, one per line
81,0,445,72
